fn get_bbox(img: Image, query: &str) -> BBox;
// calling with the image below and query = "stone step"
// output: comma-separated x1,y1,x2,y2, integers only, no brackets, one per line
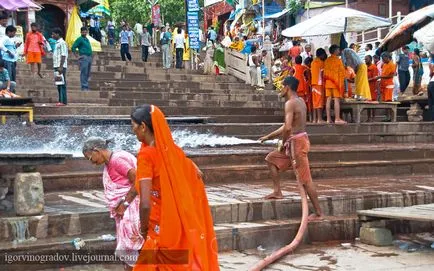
4,144,433,176
33,97,109,105
32,115,284,124
16,70,241,83
16,78,251,90
0,217,360,266
1,175,433,246
16,158,434,192
33,105,281,116
2,122,434,142
108,99,281,108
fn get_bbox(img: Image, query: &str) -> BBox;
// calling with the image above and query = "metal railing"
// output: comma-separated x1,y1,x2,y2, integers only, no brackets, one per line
357,12,406,45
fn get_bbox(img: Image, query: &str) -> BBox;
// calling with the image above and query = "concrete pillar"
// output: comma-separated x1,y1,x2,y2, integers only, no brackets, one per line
14,172,44,216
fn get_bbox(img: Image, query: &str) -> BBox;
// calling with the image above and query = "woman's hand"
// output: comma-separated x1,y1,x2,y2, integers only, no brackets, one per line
115,202,127,218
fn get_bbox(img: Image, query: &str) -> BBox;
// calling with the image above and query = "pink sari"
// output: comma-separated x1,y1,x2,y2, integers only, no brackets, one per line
103,151,144,266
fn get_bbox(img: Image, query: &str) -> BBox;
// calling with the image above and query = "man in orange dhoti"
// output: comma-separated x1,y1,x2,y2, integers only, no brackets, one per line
131,104,219,270
365,55,379,121
303,57,313,122
378,52,395,102
311,48,327,123
324,45,346,124
258,76,323,222
294,56,310,121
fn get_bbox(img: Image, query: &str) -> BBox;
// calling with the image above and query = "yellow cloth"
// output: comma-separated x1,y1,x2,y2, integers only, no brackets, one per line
355,63,371,100
66,6,101,52
229,41,244,51
183,35,190,61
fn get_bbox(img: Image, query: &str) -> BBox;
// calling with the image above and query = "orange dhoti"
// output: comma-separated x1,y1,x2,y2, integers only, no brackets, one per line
381,85,394,102
312,85,324,109
265,133,312,184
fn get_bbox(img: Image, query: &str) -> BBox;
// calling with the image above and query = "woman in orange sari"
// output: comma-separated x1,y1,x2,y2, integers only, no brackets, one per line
131,104,219,271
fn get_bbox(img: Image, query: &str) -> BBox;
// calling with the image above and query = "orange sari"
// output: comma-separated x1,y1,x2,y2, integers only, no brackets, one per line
134,105,219,271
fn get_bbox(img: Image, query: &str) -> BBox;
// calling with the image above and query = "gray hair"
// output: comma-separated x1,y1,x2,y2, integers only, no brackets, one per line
82,137,110,153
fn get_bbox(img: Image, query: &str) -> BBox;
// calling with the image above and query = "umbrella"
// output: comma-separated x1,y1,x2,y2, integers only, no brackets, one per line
281,7,391,37
379,4,434,53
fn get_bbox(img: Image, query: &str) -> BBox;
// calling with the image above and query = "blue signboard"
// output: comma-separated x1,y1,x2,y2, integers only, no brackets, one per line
187,11,200,50
187,0,200,12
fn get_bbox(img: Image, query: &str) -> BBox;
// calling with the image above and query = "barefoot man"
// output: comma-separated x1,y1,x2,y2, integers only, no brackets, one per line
259,76,323,221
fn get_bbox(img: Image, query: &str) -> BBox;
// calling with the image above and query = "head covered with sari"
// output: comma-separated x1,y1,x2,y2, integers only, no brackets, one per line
131,104,219,270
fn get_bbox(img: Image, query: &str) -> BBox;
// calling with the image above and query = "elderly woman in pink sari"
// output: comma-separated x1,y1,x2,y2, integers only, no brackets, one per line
82,137,144,270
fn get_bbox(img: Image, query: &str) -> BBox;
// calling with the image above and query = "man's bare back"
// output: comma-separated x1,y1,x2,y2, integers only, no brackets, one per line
283,96,307,141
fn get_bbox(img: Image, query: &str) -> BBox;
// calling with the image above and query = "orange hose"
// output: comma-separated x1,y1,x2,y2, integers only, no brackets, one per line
249,141,310,271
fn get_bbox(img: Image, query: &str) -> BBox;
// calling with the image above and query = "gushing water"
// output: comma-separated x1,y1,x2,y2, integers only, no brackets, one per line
8,218,36,245
1,125,259,156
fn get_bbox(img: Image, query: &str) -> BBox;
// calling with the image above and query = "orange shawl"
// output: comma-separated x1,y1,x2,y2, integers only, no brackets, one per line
294,64,308,96
311,58,324,86
380,62,396,88
134,105,219,271
324,55,345,93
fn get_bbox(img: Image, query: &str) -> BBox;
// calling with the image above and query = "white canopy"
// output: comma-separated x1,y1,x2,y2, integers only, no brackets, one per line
282,7,391,37
414,20,434,54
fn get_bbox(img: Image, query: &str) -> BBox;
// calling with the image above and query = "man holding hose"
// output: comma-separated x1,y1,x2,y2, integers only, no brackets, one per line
259,76,323,221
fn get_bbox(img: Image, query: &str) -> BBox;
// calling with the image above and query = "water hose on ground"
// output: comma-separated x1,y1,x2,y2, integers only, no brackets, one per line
249,142,310,271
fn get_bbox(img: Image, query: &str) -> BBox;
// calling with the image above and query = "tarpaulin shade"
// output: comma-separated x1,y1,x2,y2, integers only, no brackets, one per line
282,7,391,37
380,4,434,53
76,0,100,12
255,8,291,20
0,0,41,11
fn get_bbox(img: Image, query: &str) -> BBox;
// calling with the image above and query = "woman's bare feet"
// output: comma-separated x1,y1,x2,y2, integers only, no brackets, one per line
264,191,284,200
307,213,324,222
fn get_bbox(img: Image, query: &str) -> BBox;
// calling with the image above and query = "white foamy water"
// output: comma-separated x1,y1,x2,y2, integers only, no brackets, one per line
0,125,260,157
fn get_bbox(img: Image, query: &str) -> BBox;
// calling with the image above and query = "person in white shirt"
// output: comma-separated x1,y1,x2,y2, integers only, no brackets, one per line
107,19,115,46
52,28,68,106
174,28,186,69
300,44,312,63
0,14,8,60
1,25,21,82
134,22,143,46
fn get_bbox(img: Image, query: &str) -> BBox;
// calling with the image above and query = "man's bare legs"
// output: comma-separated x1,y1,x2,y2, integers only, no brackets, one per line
326,96,332,123
316,109,326,123
37,63,43,78
264,162,283,199
303,181,323,221
334,97,346,124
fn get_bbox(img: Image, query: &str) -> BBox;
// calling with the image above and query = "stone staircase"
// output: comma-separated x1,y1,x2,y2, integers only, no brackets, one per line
2,48,434,270
13,48,282,125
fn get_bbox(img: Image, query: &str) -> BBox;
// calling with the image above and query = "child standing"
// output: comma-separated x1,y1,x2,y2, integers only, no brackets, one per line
1,25,20,82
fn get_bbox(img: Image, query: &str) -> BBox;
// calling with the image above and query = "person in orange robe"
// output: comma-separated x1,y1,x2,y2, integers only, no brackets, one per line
345,66,356,98
365,55,379,122
293,56,310,119
378,52,396,102
131,104,219,271
24,22,45,78
324,44,346,124
303,56,313,122
377,52,396,121
311,48,327,123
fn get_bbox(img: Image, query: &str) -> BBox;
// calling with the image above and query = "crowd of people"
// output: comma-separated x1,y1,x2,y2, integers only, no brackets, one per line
214,28,434,123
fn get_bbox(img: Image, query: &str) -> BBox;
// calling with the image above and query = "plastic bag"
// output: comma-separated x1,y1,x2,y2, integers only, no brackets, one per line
148,46,155,55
